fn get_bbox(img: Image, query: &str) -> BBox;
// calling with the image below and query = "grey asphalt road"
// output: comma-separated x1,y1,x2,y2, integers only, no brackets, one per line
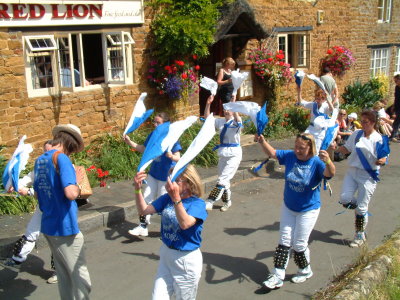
1,143,399,300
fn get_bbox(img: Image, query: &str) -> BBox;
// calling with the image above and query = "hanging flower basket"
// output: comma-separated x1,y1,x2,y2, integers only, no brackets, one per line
248,49,292,87
321,46,356,76
147,55,200,101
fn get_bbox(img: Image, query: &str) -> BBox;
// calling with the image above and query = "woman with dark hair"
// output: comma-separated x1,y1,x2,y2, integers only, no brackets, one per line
336,110,388,247
124,112,182,236
255,133,335,289
133,164,207,300
33,124,91,299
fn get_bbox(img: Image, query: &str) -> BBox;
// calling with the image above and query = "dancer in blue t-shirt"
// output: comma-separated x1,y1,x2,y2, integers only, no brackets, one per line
255,132,335,290
133,164,207,299
123,112,182,237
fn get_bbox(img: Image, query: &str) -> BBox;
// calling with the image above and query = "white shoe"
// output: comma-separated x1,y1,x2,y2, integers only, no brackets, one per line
291,269,313,283
220,201,232,212
349,232,366,248
205,200,214,211
263,274,283,289
128,225,148,237
47,273,58,284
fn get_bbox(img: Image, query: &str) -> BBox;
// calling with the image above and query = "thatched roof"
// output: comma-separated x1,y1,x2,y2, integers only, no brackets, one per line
215,0,269,42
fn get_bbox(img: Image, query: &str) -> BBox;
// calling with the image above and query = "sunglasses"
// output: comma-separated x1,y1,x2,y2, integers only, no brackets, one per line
297,134,311,141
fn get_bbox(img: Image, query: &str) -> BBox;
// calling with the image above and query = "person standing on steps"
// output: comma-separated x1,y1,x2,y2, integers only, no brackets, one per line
255,133,335,289
216,57,236,104
123,112,181,236
204,94,242,212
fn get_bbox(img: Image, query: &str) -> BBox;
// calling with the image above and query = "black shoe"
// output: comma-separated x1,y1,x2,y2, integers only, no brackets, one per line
342,203,357,209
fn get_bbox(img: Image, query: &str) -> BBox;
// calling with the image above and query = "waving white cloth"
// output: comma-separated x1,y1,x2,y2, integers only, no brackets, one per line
200,77,218,95
223,101,259,125
170,114,216,181
306,74,332,102
231,70,249,96
123,92,154,135
162,116,198,152
2,135,33,192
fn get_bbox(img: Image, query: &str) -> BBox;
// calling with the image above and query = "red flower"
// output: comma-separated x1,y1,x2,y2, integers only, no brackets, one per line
104,170,109,176
181,73,188,79
194,65,200,71
267,57,273,62
327,49,333,55
192,54,198,60
174,60,185,67
158,90,164,95
97,168,104,178
100,181,106,187
87,165,96,171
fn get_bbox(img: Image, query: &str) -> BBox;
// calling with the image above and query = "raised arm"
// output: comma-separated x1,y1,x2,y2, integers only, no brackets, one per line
204,94,214,118
254,134,277,159
133,171,157,215
165,178,197,230
123,135,145,153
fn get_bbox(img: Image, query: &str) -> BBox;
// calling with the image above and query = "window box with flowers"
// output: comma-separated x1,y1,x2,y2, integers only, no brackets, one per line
321,46,356,77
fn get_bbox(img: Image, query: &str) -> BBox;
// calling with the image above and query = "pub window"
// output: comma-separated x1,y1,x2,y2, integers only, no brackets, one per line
370,48,390,77
277,33,310,69
24,31,134,97
395,48,400,75
378,0,392,23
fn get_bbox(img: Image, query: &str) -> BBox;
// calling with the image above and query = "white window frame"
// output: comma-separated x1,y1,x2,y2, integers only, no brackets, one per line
103,32,135,85
370,48,390,77
378,0,392,23
277,32,310,69
395,48,400,75
24,31,135,98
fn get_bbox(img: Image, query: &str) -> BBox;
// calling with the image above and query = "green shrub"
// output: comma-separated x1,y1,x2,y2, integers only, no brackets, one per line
341,79,382,110
0,194,37,215
242,106,309,139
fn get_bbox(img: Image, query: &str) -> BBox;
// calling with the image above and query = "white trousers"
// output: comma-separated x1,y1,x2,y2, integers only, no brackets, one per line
340,167,377,217
143,174,167,204
152,244,202,300
273,204,320,280
45,232,91,300
217,154,242,189
12,206,42,262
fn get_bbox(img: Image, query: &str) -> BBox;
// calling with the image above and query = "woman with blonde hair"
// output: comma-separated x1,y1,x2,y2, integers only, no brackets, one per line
217,57,236,103
133,164,207,300
255,133,335,289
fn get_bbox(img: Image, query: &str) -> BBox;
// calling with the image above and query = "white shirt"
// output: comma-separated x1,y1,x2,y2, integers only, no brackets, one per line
345,130,383,171
215,117,242,157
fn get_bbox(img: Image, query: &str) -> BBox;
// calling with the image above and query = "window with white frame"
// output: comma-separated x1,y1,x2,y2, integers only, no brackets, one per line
277,32,310,68
24,31,134,97
370,48,390,77
378,0,392,23
395,48,400,75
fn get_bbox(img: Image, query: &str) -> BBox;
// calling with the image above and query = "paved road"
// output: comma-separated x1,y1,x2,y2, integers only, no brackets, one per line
1,143,399,300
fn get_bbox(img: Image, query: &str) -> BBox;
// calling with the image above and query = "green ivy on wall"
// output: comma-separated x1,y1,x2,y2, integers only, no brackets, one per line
148,0,231,63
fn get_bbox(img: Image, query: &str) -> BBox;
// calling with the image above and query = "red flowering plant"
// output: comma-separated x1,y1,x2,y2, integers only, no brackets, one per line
87,165,109,187
147,55,200,100
248,49,292,86
321,46,355,76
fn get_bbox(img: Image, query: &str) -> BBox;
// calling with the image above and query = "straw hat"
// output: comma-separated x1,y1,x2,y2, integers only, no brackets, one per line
52,124,84,152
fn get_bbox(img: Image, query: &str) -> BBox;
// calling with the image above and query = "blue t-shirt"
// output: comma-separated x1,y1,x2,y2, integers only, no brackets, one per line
144,134,182,181
276,150,326,212
151,194,208,251
33,150,79,236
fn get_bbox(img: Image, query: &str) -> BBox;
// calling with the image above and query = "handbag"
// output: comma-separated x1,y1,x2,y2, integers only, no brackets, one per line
52,151,93,199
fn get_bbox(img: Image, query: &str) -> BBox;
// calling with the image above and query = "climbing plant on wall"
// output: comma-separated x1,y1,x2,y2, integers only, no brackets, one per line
148,0,230,63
